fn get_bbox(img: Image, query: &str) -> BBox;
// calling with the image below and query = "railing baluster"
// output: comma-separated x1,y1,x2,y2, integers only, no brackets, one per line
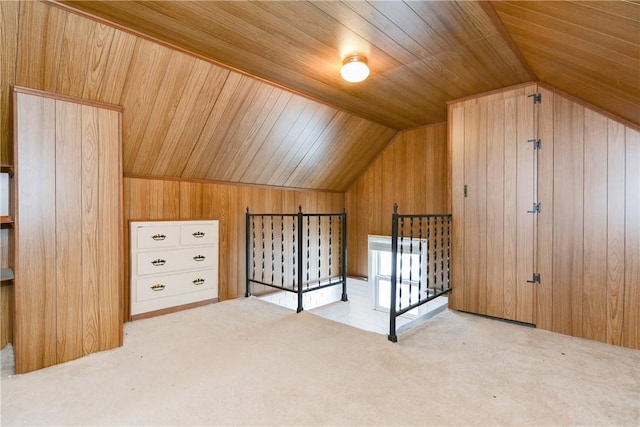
409,217,413,307
426,217,433,296
281,216,285,287
433,216,438,294
261,216,265,282
292,215,296,289
271,216,275,283
306,215,310,288
441,216,445,292
418,217,423,302
399,217,404,311
329,216,332,280
318,215,321,285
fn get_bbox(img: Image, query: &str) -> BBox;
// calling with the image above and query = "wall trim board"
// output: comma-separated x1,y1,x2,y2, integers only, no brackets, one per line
447,82,537,106
13,85,124,112
123,173,346,195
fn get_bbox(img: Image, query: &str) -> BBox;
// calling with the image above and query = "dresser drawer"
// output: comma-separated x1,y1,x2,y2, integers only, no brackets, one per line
181,223,218,246
136,247,217,275
135,269,217,302
135,224,180,249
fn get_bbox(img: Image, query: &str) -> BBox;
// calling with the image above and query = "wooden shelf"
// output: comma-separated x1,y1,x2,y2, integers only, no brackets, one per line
1,215,14,224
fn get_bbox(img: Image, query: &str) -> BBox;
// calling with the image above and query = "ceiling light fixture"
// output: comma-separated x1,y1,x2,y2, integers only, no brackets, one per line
341,54,369,83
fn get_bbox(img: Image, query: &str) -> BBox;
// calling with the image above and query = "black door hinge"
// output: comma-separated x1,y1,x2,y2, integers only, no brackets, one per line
527,138,542,149
527,202,541,214
464,184,468,198
529,93,542,104
526,273,541,284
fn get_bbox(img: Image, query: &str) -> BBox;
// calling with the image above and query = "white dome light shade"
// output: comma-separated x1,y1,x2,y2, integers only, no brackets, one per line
341,54,370,83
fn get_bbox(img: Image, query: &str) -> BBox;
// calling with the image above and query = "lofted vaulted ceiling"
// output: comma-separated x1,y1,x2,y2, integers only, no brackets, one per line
57,0,639,128
2,1,638,191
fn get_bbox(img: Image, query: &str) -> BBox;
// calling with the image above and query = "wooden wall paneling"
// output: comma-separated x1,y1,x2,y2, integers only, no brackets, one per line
120,38,173,171
535,87,554,330
0,0,19,163
265,105,336,188
56,12,96,98
98,108,122,349
93,29,137,105
180,74,252,179
502,97,518,320
81,23,116,100
81,105,100,355
623,127,640,349
152,63,230,177
449,109,465,311
515,93,534,324
485,99,505,318
55,100,84,363
225,91,294,183
131,51,197,175
251,100,321,186
463,103,486,314
14,93,57,373
606,119,626,346
552,95,584,337
0,1,18,348
15,1,66,93
582,109,608,342
1,286,13,348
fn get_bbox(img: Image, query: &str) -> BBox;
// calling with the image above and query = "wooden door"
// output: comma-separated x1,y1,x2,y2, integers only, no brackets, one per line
14,88,122,373
450,91,536,324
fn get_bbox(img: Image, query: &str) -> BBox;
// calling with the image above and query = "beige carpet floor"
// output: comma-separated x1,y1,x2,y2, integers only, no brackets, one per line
1,297,639,426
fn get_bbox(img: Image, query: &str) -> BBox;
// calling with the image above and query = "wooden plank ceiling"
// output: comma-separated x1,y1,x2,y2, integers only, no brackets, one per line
492,1,640,126
56,0,535,130
6,1,639,190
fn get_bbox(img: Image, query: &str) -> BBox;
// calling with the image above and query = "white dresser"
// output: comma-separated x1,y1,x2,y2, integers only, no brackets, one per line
130,220,219,317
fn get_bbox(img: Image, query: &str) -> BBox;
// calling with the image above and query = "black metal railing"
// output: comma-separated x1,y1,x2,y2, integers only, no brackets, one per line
245,206,347,313
388,204,452,342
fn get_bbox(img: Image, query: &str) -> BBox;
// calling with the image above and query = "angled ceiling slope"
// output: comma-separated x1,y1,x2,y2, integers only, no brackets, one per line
492,1,640,126
56,0,534,130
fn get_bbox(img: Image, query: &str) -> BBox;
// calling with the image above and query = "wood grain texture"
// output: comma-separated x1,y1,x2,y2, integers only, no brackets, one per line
606,119,626,346
0,0,19,164
7,1,397,192
515,93,534,324
0,285,13,348
344,124,449,279
582,109,608,342
13,90,122,372
14,92,57,373
535,87,554,330
55,100,84,364
59,0,532,129
485,100,505,318
448,109,465,311
461,104,485,314
623,127,640,349
492,1,640,128
81,105,100,356
552,95,584,337
502,97,518,320
98,108,122,350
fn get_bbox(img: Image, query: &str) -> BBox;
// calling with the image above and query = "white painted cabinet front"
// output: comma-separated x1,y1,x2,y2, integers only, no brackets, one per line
130,220,219,316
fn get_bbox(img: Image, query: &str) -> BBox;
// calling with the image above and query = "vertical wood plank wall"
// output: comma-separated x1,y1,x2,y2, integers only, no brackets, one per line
450,83,640,349
344,123,449,278
448,83,538,321
13,90,123,373
122,177,344,320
